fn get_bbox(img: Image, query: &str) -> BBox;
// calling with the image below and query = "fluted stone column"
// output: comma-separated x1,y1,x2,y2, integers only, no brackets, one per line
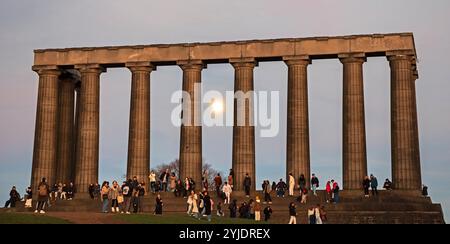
231,58,256,191
72,84,81,182
126,62,153,190
340,54,368,190
55,73,77,184
284,56,311,188
388,54,422,190
31,66,60,193
178,61,203,186
74,65,104,196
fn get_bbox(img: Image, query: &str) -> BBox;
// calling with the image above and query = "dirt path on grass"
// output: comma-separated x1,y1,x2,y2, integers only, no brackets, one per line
45,212,129,224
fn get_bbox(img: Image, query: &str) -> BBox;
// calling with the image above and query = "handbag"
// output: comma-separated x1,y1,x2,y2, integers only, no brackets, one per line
117,195,124,204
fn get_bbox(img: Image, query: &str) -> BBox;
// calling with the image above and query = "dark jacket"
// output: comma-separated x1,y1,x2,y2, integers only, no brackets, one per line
370,177,378,188
298,176,306,188
229,201,237,218
311,177,319,187
160,172,169,182
138,186,145,197
289,205,296,216
204,195,212,215
276,181,287,191
10,190,20,201
264,206,273,216
363,179,371,189
243,176,251,188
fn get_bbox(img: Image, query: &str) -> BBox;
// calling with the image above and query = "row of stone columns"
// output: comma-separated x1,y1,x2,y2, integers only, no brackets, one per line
31,53,422,196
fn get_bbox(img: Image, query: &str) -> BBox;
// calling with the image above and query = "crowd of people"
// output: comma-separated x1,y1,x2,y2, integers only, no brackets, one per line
3,170,431,224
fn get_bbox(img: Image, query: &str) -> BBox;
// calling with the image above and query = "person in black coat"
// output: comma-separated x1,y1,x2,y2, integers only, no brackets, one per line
4,186,20,208
363,176,370,197
67,182,75,200
203,192,212,222
243,173,251,197
88,184,95,199
155,194,163,215
263,205,273,222
229,199,237,218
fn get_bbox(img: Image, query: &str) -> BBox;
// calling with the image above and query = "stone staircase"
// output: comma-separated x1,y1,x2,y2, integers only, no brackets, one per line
7,190,445,224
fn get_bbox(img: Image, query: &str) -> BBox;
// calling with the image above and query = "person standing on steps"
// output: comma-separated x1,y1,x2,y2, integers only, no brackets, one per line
228,169,234,189
363,176,370,198
169,173,177,193
276,178,287,197
271,181,277,192
308,206,316,224
262,180,272,204
326,181,332,203
155,194,163,215
138,182,146,212
288,173,295,196
202,170,209,191
288,202,297,224
333,180,340,204
263,205,273,222
203,191,212,222
222,182,232,205
243,173,252,197
88,184,95,199
254,196,261,221
298,174,306,194
35,177,49,214
229,199,237,218
67,182,76,201
94,182,100,199
214,173,223,198
300,187,308,204
315,204,322,224
370,174,378,196
160,169,170,192
149,171,156,193
311,173,319,196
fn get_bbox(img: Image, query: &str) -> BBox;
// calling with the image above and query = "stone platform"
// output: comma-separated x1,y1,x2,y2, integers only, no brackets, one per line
8,190,445,224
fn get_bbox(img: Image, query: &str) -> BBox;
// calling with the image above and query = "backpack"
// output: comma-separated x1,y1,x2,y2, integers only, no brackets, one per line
38,184,48,196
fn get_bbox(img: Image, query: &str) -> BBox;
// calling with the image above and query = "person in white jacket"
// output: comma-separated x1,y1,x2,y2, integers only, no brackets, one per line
148,171,156,193
187,191,199,218
288,173,295,196
222,182,232,205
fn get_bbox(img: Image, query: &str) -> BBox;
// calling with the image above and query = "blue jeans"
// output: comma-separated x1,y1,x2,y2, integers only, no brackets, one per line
102,199,109,213
312,185,317,195
150,182,156,193
334,192,340,203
